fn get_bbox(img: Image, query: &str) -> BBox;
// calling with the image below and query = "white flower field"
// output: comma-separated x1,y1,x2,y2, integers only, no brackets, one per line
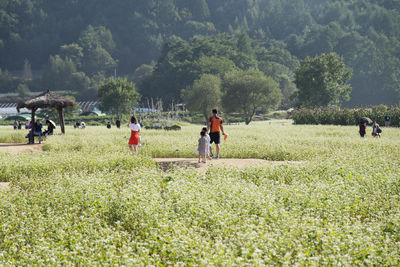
0,121,399,265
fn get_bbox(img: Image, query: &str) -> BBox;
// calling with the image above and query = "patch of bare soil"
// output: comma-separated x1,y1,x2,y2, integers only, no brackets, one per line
0,143,43,154
155,158,300,174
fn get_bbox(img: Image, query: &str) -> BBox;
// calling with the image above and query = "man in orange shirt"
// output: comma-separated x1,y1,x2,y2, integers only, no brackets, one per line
207,109,225,159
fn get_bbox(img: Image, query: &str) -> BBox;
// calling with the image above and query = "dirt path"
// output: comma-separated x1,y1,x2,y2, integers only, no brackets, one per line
0,143,43,154
155,158,300,174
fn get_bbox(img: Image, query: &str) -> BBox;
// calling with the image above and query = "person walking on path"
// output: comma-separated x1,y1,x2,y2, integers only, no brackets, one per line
207,109,225,159
384,115,391,127
116,118,121,129
198,131,208,163
359,121,366,138
128,116,141,155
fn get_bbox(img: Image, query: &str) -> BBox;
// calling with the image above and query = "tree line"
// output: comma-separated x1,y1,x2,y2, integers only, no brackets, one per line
0,0,399,106
99,50,351,125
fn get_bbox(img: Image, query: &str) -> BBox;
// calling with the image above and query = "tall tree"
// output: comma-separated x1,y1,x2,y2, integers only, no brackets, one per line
278,74,298,109
41,55,90,92
294,53,352,107
78,26,117,76
192,56,236,77
22,59,32,80
98,78,140,116
16,83,30,98
182,74,222,120
222,69,282,124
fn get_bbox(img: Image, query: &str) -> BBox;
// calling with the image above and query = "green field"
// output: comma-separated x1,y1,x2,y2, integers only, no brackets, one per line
1,122,400,265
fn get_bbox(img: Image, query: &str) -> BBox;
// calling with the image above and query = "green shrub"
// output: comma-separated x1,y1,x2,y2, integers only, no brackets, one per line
292,106,400,127
164,125,181,131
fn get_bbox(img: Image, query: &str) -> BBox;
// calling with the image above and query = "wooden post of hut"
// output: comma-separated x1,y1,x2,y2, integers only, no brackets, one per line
29,108,37,144
57,107,66,134
17,90,75,143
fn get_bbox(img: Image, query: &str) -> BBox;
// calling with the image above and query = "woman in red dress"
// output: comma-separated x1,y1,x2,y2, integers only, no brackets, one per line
128,116,141,154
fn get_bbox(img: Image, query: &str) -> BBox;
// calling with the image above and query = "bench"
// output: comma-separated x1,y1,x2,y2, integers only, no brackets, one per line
26,131,43,144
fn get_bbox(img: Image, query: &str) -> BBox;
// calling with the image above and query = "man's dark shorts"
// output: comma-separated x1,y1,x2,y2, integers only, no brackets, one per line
209,132,220,144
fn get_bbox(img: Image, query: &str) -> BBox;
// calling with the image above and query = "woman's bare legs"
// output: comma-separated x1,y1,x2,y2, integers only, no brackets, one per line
129,144,139,155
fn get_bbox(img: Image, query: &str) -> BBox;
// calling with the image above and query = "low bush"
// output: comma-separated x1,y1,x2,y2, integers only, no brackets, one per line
292,105,400,126
164,125,181,131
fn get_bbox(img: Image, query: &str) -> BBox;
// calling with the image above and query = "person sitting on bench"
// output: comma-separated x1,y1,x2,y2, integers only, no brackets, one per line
43,120,55,136
27,120,43,144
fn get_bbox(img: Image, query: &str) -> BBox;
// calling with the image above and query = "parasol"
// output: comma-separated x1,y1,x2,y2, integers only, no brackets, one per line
360,117,373,124
46,119,56,128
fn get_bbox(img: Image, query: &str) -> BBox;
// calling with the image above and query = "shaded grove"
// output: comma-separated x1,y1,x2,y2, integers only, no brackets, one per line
1,0,399,105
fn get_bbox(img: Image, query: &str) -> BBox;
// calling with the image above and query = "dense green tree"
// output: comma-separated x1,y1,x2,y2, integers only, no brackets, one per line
38,25,118,98
41,55,90,92
132,64,154,84
60,43,84,68
192,56,236,77
78,25,116,54
256,46,299,79
16,83,30,98
140,34,290,103
0,69,20,93
294,53,352,107
186,0,210,20
278,75,298,109
222,69,282,124
78,26,117,76
82,45,117,77
0,0,399,105
22,59,32,80
98,78,140,116
181,74,222,120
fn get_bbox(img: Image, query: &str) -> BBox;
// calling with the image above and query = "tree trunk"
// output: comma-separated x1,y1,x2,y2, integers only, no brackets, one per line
57,107,65,134
245,107,256,125
203,112,208,124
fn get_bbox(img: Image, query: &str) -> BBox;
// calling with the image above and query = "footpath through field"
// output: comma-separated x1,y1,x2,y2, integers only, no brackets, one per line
155,158,299,174
0,143,43,153
0,143,298,188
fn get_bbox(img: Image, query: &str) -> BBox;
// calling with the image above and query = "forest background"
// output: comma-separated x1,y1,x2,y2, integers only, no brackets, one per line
0,0,399,107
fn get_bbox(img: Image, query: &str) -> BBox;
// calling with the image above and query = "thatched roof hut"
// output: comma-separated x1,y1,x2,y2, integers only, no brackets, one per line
17,90,75,135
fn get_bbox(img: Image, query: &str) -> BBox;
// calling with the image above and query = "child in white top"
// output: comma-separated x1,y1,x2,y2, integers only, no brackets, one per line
202,127,211,160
